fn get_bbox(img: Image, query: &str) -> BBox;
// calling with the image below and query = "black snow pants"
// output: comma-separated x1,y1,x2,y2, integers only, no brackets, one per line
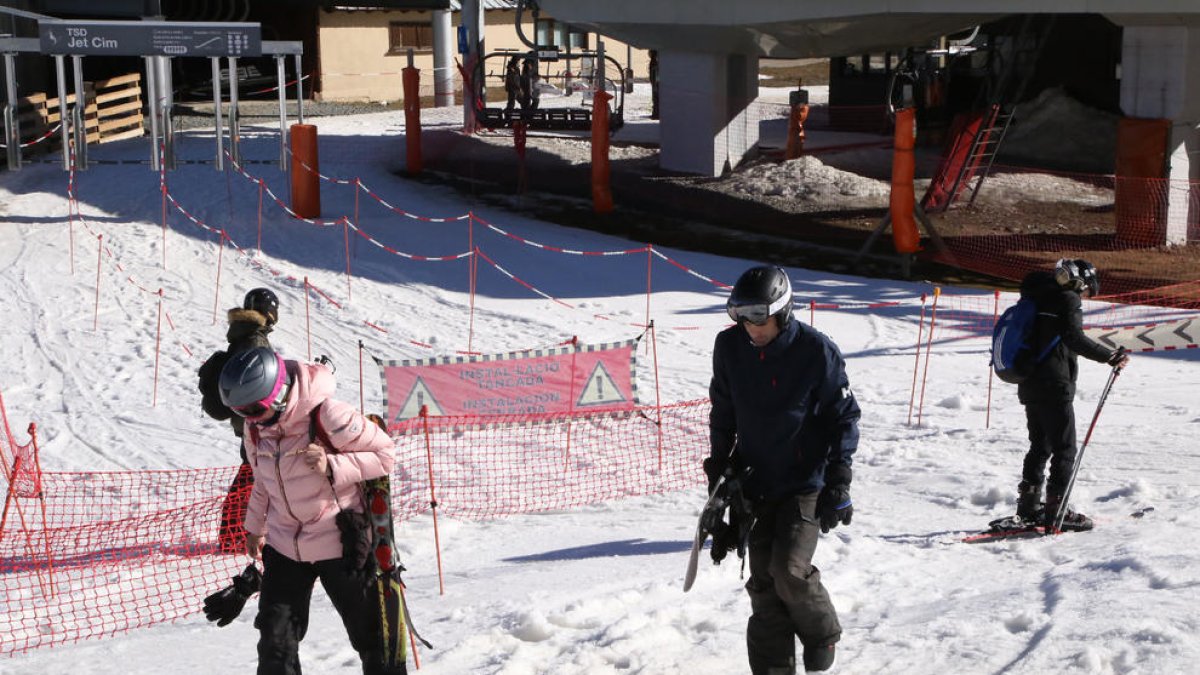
1021,397,1078,497
745,492,841,675
255,546,405,675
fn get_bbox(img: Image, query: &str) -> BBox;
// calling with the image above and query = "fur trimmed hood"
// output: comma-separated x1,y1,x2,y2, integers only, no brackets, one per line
227,307,270,327
225,308,274,348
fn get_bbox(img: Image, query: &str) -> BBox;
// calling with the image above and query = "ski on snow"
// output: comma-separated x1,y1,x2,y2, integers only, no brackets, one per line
963,507,1154,544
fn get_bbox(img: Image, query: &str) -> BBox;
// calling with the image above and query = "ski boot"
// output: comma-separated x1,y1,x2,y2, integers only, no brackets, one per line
1016,480,1044,524
1044,494,1094,532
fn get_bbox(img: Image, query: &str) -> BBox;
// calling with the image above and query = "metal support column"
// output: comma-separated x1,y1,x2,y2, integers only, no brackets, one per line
145,56,160,172
4,52,19,170
55,55,69,169
211,57,223,171
71,55,86,170
276,54,288,170
293,52,304,124
227,56,240,166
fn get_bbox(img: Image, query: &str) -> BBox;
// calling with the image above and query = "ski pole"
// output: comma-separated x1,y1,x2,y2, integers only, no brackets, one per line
1050,365,1121,533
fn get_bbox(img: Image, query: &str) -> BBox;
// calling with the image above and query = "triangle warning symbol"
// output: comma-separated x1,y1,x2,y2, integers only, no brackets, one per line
576,362,626,407
393,376,445,423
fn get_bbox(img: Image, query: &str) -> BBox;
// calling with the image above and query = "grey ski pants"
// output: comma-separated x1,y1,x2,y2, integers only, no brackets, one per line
745,492,841,675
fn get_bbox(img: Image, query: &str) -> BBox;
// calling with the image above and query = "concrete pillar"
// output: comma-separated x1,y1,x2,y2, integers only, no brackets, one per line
461,0,485,131
659,51,759,176
1120,24,1200,245
432,9,454,108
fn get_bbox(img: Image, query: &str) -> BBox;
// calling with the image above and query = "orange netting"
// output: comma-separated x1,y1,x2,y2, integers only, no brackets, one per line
0,400,710,656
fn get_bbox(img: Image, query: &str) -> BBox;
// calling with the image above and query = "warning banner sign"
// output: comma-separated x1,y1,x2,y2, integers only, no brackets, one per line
375,338,639,423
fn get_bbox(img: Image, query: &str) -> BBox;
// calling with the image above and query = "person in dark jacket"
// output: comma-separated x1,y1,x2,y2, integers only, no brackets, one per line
197,287,279,553
520,57,539,116
503,56,522,121
705,265,860,674
1015,259,1129,530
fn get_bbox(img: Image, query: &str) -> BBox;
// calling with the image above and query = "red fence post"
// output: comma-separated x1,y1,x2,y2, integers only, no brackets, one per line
420,406,445,595
256,179,264,255
916,287,941,427
304,276,312,362
212,231,226,326
92,234,102,332
342,218,353,303
153,289,163,407
907,293,927,426
985,289,1000,429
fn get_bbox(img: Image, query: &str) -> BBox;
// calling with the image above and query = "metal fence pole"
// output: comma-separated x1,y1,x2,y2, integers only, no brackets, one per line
293,52,304,124
55,54,69,170
145,55,160,172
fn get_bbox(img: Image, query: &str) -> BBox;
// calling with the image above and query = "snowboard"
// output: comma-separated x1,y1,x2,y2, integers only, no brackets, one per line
683,474,729,593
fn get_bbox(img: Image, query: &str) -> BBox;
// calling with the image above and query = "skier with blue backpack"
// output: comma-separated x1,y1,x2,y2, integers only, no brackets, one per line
1003,259,1129,530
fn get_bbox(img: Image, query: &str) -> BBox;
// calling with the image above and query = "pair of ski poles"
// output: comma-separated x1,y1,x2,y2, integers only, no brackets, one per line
1047,363,1122,533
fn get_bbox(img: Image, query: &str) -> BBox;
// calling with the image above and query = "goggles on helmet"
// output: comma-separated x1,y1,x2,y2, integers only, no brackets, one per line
231,374,290,421
727,294,790,326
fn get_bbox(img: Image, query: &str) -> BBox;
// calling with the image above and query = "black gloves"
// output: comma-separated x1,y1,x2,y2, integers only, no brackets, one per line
702,456,728,494
1108,346,1130,369
203,564,262,627
817,486,853,533
817,463,853,534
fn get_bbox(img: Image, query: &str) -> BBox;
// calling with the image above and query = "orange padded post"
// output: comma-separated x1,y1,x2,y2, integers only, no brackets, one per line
785,103,809,160
591,89,614,214
402,66,423,175
289,124,321,219
890,108,921,254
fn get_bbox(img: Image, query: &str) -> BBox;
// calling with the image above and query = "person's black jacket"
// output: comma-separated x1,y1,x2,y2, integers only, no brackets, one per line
709,317,860,501
1017,271,1115,404
197,308,274,441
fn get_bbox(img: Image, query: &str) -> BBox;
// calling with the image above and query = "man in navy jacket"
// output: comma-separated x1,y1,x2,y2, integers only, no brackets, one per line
706,265,860,674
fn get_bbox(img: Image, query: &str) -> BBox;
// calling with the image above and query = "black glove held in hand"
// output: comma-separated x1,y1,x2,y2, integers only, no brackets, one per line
817,486,853,534
203,564,262,627
702,456,728,494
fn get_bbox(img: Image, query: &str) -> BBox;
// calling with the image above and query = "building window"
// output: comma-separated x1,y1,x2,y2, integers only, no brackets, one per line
388,22,433,54
534,19,588,51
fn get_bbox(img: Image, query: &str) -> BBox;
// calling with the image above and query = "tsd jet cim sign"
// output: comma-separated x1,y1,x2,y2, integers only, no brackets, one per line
39,20,262,58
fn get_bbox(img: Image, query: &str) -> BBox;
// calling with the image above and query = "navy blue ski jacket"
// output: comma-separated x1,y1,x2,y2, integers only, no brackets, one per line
1017,271,1115,404
709,317,860,501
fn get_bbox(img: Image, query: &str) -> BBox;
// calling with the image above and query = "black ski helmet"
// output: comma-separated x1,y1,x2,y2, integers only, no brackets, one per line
243,288,279,325
726,265,793,327
1055,258,1100,296
218,347,290,419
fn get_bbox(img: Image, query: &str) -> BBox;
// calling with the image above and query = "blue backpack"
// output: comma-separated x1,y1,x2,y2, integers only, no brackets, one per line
991,298,1060,384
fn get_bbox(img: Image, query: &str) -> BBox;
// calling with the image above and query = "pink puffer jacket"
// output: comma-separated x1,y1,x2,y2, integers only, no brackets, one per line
243,360,395,563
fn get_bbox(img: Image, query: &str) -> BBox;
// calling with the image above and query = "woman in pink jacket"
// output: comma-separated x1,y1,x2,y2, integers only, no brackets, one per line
219,347,403,675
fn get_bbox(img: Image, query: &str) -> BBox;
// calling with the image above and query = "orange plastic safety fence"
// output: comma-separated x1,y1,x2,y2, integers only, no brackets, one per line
0,400,710,655
924,170,1200,297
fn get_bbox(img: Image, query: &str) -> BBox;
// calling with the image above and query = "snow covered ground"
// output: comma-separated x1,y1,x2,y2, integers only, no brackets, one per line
2,89,1200,675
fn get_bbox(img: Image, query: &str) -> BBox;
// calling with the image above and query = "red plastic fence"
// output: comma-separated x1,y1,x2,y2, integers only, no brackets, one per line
0,400,710,656
922,169,1200,296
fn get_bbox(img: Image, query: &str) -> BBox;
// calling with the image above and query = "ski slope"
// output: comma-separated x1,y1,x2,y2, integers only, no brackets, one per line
2,100,1200,674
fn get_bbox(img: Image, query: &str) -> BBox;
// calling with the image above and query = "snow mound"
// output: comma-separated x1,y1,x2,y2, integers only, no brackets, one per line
726,155,890,200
